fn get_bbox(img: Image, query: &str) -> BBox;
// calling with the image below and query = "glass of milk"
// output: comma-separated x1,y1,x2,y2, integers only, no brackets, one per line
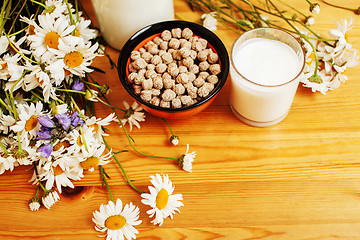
229,28,305,127
91,0,174,50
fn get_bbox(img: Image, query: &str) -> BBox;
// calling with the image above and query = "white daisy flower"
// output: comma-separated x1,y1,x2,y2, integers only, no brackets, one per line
141,174,184,226
29,198,41,211
170,135,180,146
0,36,9,54
329,17,354,45
179,144,196,172
1,53,25,91
92,199,141,240
310,3,320,14
0,151,16,175
27,14,75,62
46,37,99,82
68,125,98,154
42,189,60,209
120,101,145,131
305,16,315,26
10,101,44,141
86,113,117,141
201,12,218,31
43,0,70,17
79,144,112,172
74,17,98,43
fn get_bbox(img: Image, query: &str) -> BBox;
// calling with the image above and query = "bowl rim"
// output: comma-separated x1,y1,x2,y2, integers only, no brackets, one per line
117,20,229,113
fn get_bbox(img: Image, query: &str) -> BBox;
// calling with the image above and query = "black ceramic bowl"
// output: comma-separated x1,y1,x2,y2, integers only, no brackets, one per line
117,20,229,119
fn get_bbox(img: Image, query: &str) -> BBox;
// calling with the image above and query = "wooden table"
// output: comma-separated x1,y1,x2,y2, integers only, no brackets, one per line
1,0,360,239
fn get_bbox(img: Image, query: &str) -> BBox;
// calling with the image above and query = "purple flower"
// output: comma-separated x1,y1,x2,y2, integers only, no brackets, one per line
72,80,84,91
38,115,55,128
37,144,53,158
55,113,71,130
36,130,52,140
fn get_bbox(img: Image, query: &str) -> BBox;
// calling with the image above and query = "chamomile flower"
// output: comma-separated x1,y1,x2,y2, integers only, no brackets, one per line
86,113,117,141
0,151,16,175
29,197,41,211
329,17,354,45
141,174,184,226
0,36,9,54
43,0,70,17
79,144,112,172
27,14,75,63
92,199,141,240
201,12,218,31
121,101,145,131
46,37,99,82
74,17,98,43
10,102,44,141
42,189,60,209
178,144,196,172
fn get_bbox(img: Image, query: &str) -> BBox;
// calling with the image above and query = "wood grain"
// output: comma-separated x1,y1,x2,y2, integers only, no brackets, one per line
0,0,360,239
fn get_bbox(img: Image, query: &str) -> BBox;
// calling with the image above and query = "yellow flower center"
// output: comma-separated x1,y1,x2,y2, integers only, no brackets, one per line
307,52,314,66
52,165,64,176
89,124,99,133
64,51,83,68
345,33,349,43
29,25,35,35
75,29,81,37
76,136,83,146
80,156,99,170
105,215,126,230
25,115,38,131
53,140,70,151
44,32,60,49
156,188,169,210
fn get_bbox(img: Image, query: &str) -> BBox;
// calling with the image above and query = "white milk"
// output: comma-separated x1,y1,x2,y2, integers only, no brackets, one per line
91,0,174,50
229,36,304,127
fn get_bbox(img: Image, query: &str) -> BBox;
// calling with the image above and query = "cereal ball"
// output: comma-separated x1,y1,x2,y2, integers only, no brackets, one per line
169,38,180,49
199,61,210,72
162,89,176,101
150,97,160,106
172,97,182,108
160,100,171,108
171,49,182,60
151,89,161,96
158,49,167,56
133,58,147,70
208,51,219,64
209,64,221,75
161,52,173,65
176,72,189,84
148,45,159,55
128,72,137,83
193,77,205,88
159,41,168,50
161,30,172,41
182,57,194,69
153,36,163,46
198,49,209,62
179,47,191,58
138,47,146,54
189,36,199,44
163,78,175,89
187,86,198,99
144,40,155,50
142,78,154,90
198,39,208,50
187,72,196,82
178,65,188,74
146,64,155,71
141,52,153,63
168,65,180,78
155,63,167,74
130,51,141,61
171,28,182,38
207,75,219,84
151,55,162,65
138,69,146,76
192,41,205,52
153,76,163,89
162,72,172,81
183,82,194,90
140,90,152,102
198,82,214,98
182,28,193,39
189,64,199,74
189,50,197,60
145,69,156,79
181,41,192,50
132,84,142,95
134,74,145,85
168,62,177,69
180,95,192,106
198,71,210,80
174,83,186,95
128,63,137,73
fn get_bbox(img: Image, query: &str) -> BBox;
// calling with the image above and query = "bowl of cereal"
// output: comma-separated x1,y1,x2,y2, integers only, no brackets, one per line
117,20,229,119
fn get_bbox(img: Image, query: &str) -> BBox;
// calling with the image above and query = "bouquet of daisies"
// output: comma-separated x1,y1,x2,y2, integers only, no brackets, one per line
1,1,196,239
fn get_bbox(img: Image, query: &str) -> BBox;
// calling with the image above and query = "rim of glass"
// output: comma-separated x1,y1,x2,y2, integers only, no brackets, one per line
230,27,306,88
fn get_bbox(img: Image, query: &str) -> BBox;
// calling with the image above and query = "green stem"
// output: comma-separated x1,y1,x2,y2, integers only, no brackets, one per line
102,137,144,194
0,141,9,154
34,186,40,198
56,88,86,95
161,118,175,137
30,0,47,9
321,0,360,13
16,132,22,151
99,166,114,202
